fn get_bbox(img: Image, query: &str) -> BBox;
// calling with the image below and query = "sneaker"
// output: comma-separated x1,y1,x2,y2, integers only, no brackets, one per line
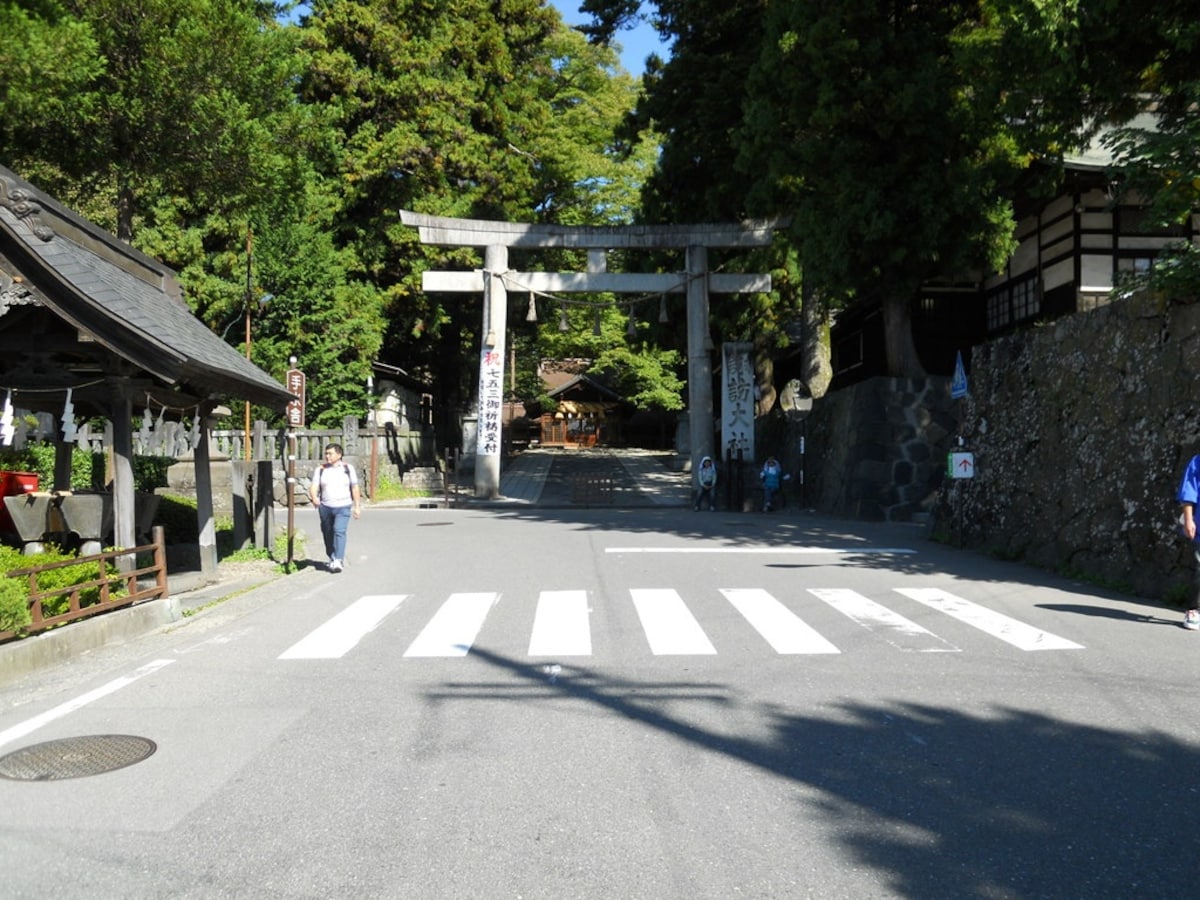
329,559,343,573
1184,609,1200,631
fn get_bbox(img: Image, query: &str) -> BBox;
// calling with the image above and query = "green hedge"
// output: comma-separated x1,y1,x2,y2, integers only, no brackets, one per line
0,445,172,493
153,494,235,552
0,543,125,635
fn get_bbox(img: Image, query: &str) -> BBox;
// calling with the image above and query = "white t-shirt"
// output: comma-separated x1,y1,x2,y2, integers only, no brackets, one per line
312,462,358,507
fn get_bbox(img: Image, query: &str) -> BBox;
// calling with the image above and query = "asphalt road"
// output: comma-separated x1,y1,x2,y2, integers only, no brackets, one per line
0,506,1196,899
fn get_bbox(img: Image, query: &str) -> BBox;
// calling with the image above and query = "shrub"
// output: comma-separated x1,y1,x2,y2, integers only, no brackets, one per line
152,494,235,555
27,552,123,616
0,575,30,633
0,543,125,629
372,468,436,501
0,445,172,492
155,494,200,543
0,444,99,490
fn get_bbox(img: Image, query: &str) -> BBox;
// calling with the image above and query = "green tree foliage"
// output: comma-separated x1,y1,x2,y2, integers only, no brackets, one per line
0,1,101,126
534,27,657,227
299,1,672,424
1097,2,1200,225
297,0,564,424
0,0,674,432
583,1,1192,381
530,299,684,412
1,0,380,424
4,0,302,240
591,342,684,411
738,0,1033,377
578,0,807,393
610,0,764,224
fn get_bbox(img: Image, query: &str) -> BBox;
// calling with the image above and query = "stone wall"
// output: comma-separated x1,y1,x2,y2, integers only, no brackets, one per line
802,377,958,522
957,291,1199,601
798,290,1200,601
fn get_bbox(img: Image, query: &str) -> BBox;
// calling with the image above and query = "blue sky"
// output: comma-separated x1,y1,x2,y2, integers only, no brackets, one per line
549,1,669,76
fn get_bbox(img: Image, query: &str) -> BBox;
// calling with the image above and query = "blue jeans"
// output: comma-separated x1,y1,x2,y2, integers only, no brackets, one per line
318,503,352,561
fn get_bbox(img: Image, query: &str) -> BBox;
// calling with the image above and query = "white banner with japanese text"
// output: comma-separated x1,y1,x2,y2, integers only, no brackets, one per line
477,348,504,456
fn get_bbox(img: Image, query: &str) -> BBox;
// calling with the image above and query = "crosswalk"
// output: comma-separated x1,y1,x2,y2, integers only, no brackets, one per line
276,586,1084,661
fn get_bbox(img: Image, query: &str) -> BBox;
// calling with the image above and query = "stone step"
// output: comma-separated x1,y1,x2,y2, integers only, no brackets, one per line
402,467,445,492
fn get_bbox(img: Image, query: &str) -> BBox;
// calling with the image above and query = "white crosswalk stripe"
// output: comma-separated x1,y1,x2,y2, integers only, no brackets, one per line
529,589,592,656
721,588,840,654
895,587,1084,651
279,595,406,660
630,588,717,654
808,587,960,652
403,591,500,657
280,586,1084,662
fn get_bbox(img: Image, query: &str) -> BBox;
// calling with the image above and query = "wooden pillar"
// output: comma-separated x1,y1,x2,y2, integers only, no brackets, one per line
686,244,714,478
52,440,73,492
254,459,274,549
110,385,136,557
193,416,218,577
475,243,508,499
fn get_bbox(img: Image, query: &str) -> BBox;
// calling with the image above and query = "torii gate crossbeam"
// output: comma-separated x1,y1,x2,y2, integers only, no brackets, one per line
399,211,781,500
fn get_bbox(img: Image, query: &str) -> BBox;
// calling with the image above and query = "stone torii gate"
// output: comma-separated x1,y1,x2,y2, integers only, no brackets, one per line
399,211,779,499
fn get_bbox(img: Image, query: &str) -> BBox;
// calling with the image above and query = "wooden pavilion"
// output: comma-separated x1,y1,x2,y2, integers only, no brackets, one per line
0,165,295,573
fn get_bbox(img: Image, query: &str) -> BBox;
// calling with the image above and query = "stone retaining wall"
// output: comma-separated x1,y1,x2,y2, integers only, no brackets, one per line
802,376,958,522
958,291,1199,601
798,291,1200,602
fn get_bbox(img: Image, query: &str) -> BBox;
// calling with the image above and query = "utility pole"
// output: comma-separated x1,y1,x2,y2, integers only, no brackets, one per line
243,226,253,462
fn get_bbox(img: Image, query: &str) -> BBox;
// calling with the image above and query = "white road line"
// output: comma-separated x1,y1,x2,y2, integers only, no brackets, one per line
529,590,592,657
630,588,717,655
0,658,175,751
895,587,1084,651
279,595,406,660
605,546,916,555
808,588,960,652
721,589,840,654
403,592,500,658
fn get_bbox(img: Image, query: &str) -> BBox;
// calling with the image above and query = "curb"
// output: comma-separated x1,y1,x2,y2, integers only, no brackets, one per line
0,570,286,689
0,595,182,687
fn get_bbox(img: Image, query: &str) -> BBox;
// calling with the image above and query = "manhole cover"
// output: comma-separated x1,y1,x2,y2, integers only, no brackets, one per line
0,735,157,781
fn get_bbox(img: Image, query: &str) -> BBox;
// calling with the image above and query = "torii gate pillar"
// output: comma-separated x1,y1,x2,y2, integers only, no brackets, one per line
476,244,508,499
685,245,714,469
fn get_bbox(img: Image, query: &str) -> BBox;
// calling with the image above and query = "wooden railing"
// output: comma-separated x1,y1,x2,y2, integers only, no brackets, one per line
0,526,169,643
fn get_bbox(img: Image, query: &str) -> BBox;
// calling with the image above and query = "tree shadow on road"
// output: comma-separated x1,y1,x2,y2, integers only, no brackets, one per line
445,645,1199,898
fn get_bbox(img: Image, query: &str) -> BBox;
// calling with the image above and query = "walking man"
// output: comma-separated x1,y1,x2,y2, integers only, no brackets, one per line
309,442,361,572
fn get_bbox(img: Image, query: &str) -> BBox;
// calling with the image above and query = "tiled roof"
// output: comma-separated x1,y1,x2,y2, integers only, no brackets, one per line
0,165,294,412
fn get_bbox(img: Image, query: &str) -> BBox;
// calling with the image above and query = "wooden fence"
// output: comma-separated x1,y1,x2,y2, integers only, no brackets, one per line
0,526,168,643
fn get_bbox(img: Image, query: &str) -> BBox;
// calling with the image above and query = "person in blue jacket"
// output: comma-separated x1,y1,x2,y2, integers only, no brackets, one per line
760,456,782,512
694,455,718,511
1177,454,1200,629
